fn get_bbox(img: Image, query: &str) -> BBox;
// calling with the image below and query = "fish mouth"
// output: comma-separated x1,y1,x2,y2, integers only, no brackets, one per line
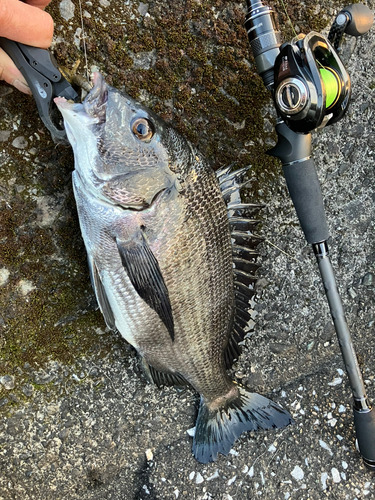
54,72,108,123
54,72,109,147
83,72,108,122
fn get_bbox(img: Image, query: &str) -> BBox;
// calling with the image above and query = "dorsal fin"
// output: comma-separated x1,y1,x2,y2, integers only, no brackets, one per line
217,164,261,369
232,245,259,261
231,232,264,248
233,257,260,274
229,217,260,232
227,202,264,218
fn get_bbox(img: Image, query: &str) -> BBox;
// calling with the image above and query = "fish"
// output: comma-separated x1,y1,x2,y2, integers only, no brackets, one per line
55,72,293,463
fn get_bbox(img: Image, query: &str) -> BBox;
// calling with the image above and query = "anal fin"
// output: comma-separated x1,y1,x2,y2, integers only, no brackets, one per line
141,358,189,388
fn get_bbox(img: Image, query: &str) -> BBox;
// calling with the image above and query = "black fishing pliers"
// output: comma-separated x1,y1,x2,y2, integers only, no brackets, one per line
0,38,79,142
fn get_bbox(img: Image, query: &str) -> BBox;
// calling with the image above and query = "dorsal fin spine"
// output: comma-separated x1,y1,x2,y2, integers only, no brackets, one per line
217,164,263,369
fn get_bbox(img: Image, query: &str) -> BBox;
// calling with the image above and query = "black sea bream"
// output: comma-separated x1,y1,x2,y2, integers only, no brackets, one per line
55,73,292,463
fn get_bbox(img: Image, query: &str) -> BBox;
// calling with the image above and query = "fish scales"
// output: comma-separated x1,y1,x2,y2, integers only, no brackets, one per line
55,73,293,463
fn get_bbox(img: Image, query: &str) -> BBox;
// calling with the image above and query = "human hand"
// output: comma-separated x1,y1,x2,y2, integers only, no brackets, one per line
0,0,53,94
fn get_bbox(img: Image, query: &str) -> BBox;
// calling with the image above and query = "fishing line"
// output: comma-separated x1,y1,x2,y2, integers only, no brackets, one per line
278,0,298,38
78,0,89,81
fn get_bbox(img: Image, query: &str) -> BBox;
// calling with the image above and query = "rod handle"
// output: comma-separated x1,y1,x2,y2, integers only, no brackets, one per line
268,121,330,244
353,407,375,471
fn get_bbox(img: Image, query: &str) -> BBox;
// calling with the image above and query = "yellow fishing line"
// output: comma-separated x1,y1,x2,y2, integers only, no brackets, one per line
319,67,341,108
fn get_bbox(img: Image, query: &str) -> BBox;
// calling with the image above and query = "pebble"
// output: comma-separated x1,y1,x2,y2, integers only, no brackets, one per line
362,272,374,286
195,472,204,484
11,136,28,149
206,470,219,481
59,0,75,21
321,472,329,490
331,468,341,483
319,440,333,456
145,449,153,461
18,280,36,296
22,384,34,397
0,268,10,287
138,2,148,15
74,28,82,49
291,465,304,481
328,377,342,386
0,375,15,390
0,130,11,142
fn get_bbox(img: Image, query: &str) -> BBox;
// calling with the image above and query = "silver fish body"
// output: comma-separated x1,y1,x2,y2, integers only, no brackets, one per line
55,73,292,463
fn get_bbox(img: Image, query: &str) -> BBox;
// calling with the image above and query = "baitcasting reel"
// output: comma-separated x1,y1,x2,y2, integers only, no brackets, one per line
273,32,350,133
245,2,373,134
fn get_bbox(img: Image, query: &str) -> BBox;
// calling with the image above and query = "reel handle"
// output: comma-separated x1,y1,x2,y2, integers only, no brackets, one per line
329,4,374,49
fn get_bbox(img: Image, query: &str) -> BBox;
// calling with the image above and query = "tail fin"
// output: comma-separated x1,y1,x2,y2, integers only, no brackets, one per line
192,386,293,463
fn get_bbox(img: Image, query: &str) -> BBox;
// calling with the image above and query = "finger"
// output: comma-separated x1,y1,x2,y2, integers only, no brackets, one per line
0,0,54,48
24,0,52,9
0,48,32,94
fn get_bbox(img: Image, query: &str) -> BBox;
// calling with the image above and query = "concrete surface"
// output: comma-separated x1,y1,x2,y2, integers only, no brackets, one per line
0,1,374,498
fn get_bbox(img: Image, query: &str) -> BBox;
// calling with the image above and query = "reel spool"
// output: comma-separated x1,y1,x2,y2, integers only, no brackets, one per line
273,32,351,133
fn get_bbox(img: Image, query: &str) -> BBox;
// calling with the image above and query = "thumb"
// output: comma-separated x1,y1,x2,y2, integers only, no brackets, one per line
0,48,32,94
0,0,53,48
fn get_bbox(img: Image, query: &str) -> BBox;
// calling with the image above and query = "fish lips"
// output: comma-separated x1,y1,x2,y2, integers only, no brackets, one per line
54,72,108,140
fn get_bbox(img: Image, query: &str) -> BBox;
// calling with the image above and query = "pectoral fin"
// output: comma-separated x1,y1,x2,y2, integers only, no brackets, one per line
116,230,175,342
88,257,116,331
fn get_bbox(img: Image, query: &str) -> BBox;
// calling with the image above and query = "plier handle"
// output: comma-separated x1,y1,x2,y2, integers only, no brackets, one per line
0,38,79,142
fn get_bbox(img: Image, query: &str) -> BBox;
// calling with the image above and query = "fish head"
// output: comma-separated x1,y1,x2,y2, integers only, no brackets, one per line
55,73,192,209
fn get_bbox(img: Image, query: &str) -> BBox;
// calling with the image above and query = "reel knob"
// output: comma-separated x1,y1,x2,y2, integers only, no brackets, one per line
276,78,309,116
329,4,374,49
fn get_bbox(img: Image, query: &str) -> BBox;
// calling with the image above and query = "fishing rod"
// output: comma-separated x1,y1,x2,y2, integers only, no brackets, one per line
244,0,375,470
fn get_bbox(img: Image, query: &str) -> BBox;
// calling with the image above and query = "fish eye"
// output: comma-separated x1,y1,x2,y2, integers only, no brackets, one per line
131,117,155,141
